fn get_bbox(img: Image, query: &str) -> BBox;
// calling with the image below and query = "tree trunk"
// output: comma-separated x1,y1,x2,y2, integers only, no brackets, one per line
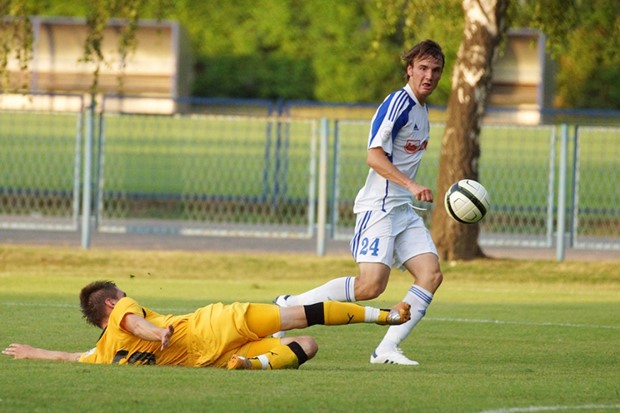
431,0,509,261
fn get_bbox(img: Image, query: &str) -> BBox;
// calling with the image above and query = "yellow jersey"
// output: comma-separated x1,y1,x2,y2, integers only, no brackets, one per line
79,297,191,366
78,297,264,367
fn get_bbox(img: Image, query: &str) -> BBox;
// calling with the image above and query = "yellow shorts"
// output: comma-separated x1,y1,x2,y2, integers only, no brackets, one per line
186,302,282,367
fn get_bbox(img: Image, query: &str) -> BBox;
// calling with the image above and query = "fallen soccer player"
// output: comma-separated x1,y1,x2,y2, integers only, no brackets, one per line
3,280,411,370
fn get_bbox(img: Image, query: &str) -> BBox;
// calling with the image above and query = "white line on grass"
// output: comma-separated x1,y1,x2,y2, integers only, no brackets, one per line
3,302,75,308
476,403,620,413
3,302,619,330
426,317,620,330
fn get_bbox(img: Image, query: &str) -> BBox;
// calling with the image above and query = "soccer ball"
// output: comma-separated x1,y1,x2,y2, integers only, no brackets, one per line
444,179,490,224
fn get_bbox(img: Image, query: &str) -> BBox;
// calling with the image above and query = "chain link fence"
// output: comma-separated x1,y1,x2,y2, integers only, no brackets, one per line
572,126,620,249
1,96,618,255
95,112,318,238
0,95,83,231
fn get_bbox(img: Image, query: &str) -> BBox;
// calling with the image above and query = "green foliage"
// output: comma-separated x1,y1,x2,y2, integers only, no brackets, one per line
193,54,314,100
511,0,580,57
2,0,620,108
370,0,463,104
0,0,37,90
554,0,620,108
81,0,173,95
178,0,463,103
512,0,620,109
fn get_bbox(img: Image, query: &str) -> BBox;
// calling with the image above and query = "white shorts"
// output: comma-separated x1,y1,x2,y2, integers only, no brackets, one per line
350,204,438,270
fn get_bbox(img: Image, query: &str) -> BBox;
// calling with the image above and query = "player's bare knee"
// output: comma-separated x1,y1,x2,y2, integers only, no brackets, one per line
354,279,386,300
295,336,318,359
419,269,443,290
355,266,390,300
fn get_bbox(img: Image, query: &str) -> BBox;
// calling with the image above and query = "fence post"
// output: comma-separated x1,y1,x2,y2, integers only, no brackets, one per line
72,109,84,229
330,120,340,239
568,125,579,247
93,109,105,230
316,118,329,256
81,100,95,249
556,124,569,261
545,126,557,246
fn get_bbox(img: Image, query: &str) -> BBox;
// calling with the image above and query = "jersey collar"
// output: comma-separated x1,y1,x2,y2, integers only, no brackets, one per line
404,83,424,107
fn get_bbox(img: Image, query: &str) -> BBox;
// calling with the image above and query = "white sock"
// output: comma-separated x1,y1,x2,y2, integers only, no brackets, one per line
256,354,270,370
374,285,433,355
364,307,381,322
285,276,356,306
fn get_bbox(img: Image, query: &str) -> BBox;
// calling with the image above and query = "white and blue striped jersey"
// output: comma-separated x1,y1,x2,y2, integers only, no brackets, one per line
353,84,431,213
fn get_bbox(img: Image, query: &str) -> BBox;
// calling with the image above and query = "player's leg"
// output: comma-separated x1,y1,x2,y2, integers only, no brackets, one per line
228,297,413,370
234,302,409,339
371,211,442,365
371,253,441,365
225,301,411,369
227,297,407,370
227,336,317,370
278,301,410,331
274,275,356,307
218,305,315,370
240,302,410,337
277,210,394,307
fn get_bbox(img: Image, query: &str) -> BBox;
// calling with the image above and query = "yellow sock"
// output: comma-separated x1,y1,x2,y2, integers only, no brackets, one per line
375,308,392,325
247,344,300,370
322,301,367,325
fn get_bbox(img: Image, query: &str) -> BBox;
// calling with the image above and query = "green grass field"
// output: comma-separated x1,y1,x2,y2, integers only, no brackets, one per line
1,245,619,413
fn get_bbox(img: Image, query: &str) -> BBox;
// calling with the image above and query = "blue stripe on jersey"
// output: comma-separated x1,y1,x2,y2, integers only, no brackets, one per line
381,177,390,212
351,211,372,258
369,89,409,147
369,99,392,146
387,90,409,121
379,152,395,212
393,100,415,139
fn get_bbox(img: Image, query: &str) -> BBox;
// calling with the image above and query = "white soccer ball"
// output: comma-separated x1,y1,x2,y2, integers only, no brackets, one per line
444,179,490,224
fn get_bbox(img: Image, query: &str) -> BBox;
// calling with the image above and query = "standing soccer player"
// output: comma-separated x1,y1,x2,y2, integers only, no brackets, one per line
275,40,445,365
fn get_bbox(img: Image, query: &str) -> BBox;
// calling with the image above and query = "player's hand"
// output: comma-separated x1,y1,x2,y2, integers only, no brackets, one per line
2,343,35,359
160,325,174,351
408,182,433,203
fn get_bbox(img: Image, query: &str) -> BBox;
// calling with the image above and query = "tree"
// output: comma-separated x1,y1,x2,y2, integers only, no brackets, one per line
430,0,510,260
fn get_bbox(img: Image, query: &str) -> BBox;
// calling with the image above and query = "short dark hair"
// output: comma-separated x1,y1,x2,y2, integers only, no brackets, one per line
79,280,119,327
402,39,445,77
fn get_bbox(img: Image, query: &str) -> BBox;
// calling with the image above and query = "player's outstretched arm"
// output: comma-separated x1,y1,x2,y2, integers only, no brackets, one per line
2,343,82,362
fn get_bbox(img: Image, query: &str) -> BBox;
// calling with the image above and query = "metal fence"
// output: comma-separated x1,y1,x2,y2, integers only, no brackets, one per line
0,98,84,231
571,126,619,249
1,95,618,258
94,112,319,240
